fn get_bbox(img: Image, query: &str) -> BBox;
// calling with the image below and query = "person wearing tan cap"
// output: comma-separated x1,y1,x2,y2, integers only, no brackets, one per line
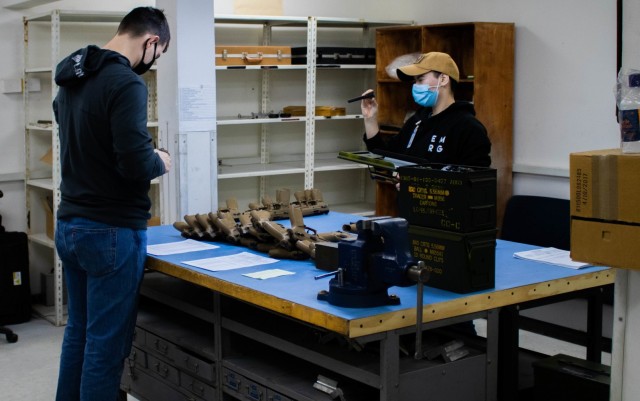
361,51,491,167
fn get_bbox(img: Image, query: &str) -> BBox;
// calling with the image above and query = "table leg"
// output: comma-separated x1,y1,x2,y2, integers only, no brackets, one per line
498,305,519,401
611,269,628,401
486,309,499,401
380,331,400,401
586,287,604,362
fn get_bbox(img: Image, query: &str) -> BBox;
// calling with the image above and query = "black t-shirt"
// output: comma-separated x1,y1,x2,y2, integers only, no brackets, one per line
364,101,491,167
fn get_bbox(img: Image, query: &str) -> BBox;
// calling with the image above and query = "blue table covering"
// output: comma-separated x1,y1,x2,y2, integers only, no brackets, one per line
146,212,610,322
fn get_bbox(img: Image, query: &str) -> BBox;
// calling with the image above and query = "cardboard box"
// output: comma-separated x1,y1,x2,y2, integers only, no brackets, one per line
40,146,53,165
397,163,496,232
571,217,640,269
570,148,640,224
41,196,53,240
215,45,291,66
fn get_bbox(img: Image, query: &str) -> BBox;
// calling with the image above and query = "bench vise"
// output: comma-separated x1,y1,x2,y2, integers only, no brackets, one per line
317,217,428,308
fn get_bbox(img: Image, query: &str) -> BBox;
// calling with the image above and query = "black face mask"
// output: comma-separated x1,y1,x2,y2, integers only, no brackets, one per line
133,40,157,75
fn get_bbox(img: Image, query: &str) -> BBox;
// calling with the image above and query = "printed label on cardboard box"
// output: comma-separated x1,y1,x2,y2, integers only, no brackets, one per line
570,149,640,223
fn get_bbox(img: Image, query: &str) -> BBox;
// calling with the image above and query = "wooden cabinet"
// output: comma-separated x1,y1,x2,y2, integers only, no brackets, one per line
374,23,514,228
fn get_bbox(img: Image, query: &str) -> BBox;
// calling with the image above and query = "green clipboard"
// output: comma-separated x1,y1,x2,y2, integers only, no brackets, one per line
338,150,420,184
337,150,416,171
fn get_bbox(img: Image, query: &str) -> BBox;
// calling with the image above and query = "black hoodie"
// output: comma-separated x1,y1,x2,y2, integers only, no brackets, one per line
53,45,166,229
364,102,491,167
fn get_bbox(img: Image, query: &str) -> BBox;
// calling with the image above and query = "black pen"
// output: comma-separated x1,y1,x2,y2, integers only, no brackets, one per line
347,91,375,103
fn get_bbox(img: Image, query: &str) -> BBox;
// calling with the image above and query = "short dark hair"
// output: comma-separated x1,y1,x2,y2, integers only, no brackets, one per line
117,7,171,51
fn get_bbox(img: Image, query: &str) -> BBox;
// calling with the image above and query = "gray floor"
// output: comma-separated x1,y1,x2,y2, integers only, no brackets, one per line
0,317,139,401
0,305,611,400
0,317,64,401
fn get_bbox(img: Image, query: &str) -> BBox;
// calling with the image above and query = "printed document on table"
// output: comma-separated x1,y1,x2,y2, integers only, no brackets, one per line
243,269,295,280
183,252,279,272
513,247,591,269
147,239,219,256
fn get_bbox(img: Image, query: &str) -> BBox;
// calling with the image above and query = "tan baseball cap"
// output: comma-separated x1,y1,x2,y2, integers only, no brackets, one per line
396,52,460,82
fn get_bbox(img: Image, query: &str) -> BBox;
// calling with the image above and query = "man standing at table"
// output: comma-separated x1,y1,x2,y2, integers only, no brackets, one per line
52,7,171,401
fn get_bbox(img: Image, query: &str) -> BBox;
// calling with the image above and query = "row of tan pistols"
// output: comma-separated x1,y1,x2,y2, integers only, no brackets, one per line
172,189,349,260
230,187,328,220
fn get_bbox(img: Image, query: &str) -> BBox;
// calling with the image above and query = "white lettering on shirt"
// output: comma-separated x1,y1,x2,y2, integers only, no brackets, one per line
427,135,446,153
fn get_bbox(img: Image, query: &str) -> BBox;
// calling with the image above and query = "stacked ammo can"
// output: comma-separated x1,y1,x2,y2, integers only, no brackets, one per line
397,164,497,293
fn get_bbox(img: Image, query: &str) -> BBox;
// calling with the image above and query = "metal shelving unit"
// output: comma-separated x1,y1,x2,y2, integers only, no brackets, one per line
214,15,412,215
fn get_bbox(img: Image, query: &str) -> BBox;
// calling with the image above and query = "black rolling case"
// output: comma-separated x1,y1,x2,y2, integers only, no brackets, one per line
0,231,31,325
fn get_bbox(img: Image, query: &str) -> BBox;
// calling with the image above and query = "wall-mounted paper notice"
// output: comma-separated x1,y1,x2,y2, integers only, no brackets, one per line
234,0,283,16
179,85,216,132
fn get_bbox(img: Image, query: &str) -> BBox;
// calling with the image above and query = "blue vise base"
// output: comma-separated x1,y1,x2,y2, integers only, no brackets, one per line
317,217,418,308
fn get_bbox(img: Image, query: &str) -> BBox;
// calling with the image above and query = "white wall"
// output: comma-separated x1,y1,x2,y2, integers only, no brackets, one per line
0,0,623,231
215,0,619,201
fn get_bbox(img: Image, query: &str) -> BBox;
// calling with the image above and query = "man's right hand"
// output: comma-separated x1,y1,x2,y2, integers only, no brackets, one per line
155,149,171,173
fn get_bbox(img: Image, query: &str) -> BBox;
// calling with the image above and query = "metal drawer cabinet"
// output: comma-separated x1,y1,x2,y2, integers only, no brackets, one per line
145,331,216,384
181,372,216,400
122,363,209,401
222,367,266,401
148,353,181,387
267,389,294,401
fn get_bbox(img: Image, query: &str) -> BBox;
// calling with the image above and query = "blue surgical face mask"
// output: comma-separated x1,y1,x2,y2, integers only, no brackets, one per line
412,83,440,108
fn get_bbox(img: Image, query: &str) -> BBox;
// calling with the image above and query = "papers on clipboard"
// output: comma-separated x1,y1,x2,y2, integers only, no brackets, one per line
513,247,592,269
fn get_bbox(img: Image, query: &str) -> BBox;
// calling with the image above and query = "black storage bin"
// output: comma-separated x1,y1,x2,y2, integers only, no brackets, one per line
533,354,610,401
291,47,376,65
0,231,31,324
397,163,497,232
408,225,496,293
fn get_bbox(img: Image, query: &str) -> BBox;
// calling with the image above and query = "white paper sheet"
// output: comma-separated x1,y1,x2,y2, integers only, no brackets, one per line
513,247,592,269
183,252,278,272
147,239,219,256
243,269,295,280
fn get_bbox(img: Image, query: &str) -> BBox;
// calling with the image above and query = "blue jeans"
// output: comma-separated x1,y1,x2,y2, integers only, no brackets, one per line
54,217,146,401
